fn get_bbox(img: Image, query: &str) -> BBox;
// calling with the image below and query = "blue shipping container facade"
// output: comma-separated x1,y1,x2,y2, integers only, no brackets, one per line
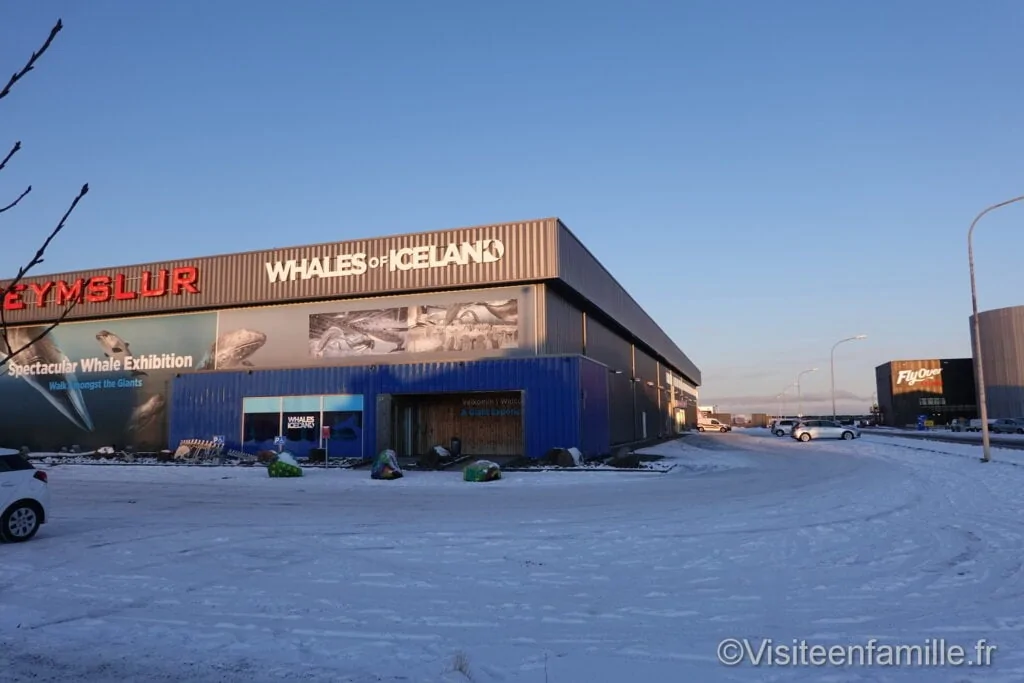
169,355,611,460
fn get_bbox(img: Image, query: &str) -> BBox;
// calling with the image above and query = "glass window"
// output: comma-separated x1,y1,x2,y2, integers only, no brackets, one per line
242,396,282,454
243,396,283,413
283,395,322,458
283,395,322,413
242,412,281,452
322,394,364,460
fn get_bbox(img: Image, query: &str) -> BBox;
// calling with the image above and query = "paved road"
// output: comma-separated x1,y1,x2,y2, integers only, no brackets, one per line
860,428,1024,451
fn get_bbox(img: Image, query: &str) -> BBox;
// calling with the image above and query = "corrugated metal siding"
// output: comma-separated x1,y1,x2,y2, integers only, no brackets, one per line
634,349,660,438
538,283,585,354
579,356,611,457
973,306,1024,417
169,356,583,459
584,316,634,444
584,315,633,372
874,363,895,426
2,219,560,325
555,221,701,385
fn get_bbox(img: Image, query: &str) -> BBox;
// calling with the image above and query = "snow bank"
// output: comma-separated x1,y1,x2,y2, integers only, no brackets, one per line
276,452,300,468
635,437,758,474
860,433,1024,466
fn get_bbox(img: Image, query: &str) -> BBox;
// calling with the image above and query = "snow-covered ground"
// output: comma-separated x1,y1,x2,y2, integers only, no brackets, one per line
3,433,1024,681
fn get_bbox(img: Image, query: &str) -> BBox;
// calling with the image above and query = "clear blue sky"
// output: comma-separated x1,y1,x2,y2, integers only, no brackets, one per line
2,1,1022,413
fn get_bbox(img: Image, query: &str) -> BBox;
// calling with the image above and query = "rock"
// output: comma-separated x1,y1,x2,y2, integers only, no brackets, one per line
464,460,502,482
418,448,440,470
608,452,641,468
545,447,583,468
371,449,403,480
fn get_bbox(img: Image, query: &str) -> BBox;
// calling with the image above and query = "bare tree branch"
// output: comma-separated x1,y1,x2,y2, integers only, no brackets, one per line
0,183,89,366
0,19,63,101
0,17,88,372
0,185,31,213
0,298,79,373
0,140,21,173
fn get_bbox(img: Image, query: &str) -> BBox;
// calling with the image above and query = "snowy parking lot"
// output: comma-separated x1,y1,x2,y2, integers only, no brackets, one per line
4,432,1024,682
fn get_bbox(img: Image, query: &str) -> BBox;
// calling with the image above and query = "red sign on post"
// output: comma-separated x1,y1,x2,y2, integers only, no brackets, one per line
322,426,331,440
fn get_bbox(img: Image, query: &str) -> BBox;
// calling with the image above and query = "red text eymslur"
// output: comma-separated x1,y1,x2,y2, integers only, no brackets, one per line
0,267,200,311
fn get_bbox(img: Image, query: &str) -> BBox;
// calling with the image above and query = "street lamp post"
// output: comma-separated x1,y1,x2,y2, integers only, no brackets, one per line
831,335,868,420
796,368,818,417
777,382,796,417
968,195,1024,463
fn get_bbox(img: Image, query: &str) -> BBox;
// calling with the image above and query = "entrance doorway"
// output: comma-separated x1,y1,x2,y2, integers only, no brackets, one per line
391,391,524,459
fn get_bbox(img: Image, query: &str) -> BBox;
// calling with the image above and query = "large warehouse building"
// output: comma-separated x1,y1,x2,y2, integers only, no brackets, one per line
971,305,1024,419
0,218,700,460
875,358,977,427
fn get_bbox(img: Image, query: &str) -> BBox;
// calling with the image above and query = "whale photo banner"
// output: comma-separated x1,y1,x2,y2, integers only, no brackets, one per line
0,312,218,451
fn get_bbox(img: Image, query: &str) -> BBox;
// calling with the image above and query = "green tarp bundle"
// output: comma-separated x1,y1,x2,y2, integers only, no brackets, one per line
463,460,502,482
371,449,403,480
268,452,303,478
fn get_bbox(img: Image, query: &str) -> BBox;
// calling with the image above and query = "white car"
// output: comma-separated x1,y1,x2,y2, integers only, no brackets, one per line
791,420,861,442
770,418,800,437
0,448,51,543
990,418,1024,435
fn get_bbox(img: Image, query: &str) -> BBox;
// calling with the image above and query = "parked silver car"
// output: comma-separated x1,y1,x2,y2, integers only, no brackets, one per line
791,420,861,442
770,419,800,437
990,418,1024,434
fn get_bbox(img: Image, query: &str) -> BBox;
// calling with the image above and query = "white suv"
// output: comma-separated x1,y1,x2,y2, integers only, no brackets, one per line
1,449,51,543
771,419,799,437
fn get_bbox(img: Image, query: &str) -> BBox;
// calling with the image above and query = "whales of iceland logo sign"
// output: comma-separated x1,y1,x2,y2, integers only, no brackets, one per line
286,415,316,430
264,238,506,283
895,367,943,388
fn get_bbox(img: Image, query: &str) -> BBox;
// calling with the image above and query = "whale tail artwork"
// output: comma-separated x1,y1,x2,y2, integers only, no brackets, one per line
0,327,95,432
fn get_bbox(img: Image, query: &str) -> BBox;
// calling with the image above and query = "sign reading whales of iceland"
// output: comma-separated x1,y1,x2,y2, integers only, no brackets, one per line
264,238,506,283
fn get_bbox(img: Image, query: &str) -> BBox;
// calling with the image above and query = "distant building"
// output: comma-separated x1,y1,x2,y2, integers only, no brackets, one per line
970,305,1024,418
874,359,976,427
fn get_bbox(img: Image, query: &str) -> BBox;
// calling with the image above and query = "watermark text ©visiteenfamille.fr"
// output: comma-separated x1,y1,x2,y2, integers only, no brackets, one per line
717,638,996,668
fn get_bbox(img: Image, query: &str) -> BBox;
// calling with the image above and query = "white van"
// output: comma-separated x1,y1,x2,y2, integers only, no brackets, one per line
698,418,731,433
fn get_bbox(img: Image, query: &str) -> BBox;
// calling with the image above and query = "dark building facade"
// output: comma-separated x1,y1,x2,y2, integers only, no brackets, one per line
875,358,977,427
0,218,700,459
970,305,1024,419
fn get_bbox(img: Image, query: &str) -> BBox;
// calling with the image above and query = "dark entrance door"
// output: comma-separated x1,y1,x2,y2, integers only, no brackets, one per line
391,391,523,459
